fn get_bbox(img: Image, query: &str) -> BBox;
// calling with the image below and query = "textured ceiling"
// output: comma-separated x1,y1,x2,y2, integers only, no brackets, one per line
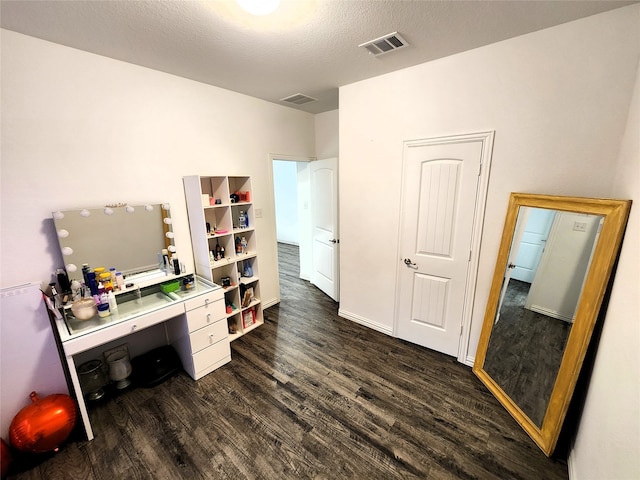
1,0,636,114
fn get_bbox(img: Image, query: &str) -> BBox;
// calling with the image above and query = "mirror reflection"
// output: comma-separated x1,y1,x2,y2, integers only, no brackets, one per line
483,206,603,427
474,193,631,456
53,203,175,281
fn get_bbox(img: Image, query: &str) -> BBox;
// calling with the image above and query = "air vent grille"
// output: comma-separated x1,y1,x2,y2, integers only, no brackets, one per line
359,32,408,56
280,93,318,105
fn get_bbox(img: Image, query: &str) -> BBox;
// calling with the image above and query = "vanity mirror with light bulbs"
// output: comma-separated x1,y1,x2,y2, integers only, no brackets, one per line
473,193,631,457
53,202,178,284
48,202,230,441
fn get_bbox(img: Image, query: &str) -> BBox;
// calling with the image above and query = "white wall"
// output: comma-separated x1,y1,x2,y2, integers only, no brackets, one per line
339,5,640,354
315,109,339,159
570,61,640,480
526,212,601,322
273,160,300,245
339,5,640,477
0,29,315,438
0,283,68,440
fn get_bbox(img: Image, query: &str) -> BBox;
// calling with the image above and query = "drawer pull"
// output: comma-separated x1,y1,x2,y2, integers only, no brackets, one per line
131,324,137,331
209,334,215,344
204,298,210,307
206,313,211,323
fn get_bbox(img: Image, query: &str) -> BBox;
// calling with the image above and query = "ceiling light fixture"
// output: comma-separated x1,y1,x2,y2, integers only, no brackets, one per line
236,0,280,16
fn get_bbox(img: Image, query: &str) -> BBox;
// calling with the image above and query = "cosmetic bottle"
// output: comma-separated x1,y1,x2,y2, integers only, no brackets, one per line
162,249,170,273
49,283,61,309
108,291,118,312
56,268,71,294
82,264,90,286
115,272,124,291
70,280,82,301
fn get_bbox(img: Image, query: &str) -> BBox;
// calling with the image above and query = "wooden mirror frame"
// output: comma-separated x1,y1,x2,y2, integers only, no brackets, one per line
473,193,631,456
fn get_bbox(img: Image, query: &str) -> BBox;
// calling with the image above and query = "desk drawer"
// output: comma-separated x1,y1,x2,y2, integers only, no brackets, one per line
183,289,223,312
185,300,224,332
189,319,227,354
192,338,230,373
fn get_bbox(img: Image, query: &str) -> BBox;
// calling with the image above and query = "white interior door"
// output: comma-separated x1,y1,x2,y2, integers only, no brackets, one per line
310,157,339,301
396,137,484,356
510,207,555,283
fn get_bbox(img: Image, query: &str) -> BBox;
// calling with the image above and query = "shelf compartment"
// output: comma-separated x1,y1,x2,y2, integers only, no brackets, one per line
204,208,232,235
200,177,229,207
209,263,238,288
232,230,255,256
228,176,251,201
231,204,252,231
238,257,258,282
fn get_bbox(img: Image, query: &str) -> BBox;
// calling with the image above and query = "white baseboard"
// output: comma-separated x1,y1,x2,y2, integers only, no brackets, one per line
277,240,299,246
262,297,280,309
337,308,394,336
567,445,577,480
463,355,475,367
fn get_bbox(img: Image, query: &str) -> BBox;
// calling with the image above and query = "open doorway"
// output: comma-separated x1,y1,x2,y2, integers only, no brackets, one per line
270,155,314,283
270,154,340,302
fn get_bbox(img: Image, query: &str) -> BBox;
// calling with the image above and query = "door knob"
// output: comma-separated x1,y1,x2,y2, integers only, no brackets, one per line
403,258,417,267
329,239,339,244
508,263,516,269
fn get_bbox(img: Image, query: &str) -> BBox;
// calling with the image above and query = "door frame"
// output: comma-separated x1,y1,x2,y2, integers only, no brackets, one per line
267,153,315,304
393,131,495,366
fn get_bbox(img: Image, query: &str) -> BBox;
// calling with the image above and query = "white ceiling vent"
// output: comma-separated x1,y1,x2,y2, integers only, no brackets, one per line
280,93,318,105
359,32,408,56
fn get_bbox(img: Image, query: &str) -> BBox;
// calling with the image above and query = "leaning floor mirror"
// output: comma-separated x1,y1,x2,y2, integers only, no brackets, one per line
473,193,631,456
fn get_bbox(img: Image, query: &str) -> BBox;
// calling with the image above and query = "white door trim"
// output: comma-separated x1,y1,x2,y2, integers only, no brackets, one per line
267,153,316,304
393,131,494,366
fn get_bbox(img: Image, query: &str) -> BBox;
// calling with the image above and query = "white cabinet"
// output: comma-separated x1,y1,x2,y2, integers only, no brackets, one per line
166,287,230,380
51,276,226,441
183,175,263,341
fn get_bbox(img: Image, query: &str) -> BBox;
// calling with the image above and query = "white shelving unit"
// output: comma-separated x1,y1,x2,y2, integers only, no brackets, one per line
183,175,263,341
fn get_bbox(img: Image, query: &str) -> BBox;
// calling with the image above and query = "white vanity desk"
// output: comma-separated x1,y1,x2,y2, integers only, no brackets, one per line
53,274,230,441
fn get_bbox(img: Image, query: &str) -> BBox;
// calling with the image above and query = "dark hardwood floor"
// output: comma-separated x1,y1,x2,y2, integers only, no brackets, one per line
7,244,568,479
484,279,571,427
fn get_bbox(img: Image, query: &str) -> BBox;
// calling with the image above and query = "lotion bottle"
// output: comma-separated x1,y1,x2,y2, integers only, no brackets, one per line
108,291,118,312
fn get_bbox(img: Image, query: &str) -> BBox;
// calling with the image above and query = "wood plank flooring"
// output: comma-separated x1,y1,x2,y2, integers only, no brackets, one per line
484,279,571,427
6,244,568,479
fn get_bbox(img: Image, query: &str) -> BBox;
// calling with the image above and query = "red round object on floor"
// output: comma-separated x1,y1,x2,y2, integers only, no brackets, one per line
9,391,76,453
